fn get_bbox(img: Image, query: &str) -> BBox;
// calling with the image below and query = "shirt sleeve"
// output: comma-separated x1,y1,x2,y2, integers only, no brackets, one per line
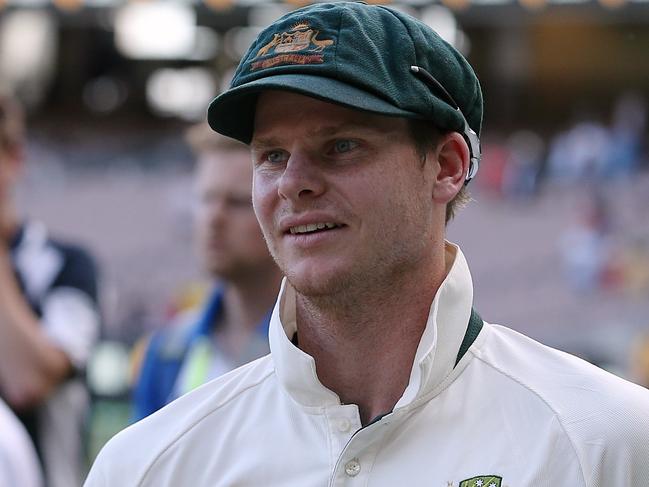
582,383,649,485
0,400,43,487
41,245,101,370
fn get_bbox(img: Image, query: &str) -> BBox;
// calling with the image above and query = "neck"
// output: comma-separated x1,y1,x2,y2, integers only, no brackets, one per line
295,243,449,425
219,267,282,335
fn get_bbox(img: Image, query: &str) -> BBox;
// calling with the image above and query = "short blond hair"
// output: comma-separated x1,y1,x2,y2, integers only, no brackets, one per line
0,92,24,154
185,122,247,156
407,119,471,224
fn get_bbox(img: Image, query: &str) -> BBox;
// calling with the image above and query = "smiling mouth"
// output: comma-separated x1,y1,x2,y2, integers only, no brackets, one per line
288,222,344,235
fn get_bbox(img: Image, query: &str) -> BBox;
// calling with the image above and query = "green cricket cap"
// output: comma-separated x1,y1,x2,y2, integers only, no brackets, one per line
208,1,483,145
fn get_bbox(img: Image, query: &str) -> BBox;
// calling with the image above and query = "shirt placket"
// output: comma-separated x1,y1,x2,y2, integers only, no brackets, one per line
326,405,360,459
327,411,393,487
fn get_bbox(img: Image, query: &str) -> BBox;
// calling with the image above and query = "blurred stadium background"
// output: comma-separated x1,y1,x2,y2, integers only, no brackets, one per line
2,0,648,463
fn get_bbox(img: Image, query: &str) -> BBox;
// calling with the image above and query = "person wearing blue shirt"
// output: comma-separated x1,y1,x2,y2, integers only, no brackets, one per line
132,123,282,421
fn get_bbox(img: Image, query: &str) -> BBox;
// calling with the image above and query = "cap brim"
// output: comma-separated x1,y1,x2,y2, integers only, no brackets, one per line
207,73,421,144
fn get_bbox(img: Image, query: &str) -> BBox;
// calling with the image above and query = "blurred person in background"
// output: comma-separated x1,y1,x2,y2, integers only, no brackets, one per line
559,190,613,292
501,130,545,200
546,112,610,184
603,92,646,179
0,92,101,487
131,122,282,421
619,236,649,296
0,397,43,487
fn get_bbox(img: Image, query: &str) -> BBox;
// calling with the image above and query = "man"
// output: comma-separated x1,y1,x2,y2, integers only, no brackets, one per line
86,3,649,486
132,123,282,420
0,92,101,486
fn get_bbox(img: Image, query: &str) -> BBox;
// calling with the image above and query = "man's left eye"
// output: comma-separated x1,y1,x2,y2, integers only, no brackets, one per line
332,140,357,154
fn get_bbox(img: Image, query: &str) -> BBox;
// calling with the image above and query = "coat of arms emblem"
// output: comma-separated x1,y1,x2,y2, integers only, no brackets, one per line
459,476,502,487
255,22,334,58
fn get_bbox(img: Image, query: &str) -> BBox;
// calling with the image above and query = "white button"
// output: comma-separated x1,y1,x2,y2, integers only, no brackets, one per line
337,418,351,432
344,459,361,477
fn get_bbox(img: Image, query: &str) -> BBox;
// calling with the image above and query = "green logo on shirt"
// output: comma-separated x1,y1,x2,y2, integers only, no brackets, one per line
459,476,502,487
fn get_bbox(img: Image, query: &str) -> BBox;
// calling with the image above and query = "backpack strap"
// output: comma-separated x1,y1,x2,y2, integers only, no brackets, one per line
132,323,195,421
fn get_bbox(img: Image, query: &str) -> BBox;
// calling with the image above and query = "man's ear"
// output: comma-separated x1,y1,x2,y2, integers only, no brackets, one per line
431,132,469,204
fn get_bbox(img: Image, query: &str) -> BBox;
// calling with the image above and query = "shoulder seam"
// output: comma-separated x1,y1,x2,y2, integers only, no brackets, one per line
138,363,275,486
473,353,588,486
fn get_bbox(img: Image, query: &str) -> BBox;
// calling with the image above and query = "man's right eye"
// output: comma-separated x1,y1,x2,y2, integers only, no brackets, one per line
265,150,288,164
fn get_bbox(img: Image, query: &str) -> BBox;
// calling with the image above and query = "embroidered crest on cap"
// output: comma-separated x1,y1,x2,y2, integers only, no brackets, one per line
459,476,502,487
251,21,334,71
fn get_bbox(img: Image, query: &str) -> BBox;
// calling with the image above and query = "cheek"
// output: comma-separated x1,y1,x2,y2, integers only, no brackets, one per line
194,208,208,227
365,172,429,227
195,199,216,221
241,215,265,239
252,179,276,231
232,219,272,257
352,172,397,213
193,209,207,232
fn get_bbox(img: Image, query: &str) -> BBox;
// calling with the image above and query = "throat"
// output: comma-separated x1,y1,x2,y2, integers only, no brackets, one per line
294,299,427,426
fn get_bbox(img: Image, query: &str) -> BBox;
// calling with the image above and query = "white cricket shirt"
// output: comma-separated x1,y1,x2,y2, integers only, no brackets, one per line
0,399,43,487
86,244,649,487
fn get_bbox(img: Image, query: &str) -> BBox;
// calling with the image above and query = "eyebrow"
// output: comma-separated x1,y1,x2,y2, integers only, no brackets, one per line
250,136,282,153
251,121,397,151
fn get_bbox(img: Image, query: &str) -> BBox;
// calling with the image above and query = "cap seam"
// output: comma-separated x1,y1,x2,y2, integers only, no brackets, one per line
378,5,452,125
379,5,468,133
333,6,399,108
377,6,418,68
465,76,482,134
332,5,344,82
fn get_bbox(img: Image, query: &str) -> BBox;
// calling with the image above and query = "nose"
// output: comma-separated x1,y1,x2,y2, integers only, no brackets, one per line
277,151,326,203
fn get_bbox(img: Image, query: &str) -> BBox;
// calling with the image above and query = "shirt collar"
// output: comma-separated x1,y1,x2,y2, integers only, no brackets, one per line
193,287,225,338
9,220,47,253
269,242,474,409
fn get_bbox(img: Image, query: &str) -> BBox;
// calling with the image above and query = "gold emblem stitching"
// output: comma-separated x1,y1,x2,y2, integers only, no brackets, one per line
251,21,334,71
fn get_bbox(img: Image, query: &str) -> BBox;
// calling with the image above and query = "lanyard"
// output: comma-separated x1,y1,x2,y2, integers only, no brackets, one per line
184,337,213,394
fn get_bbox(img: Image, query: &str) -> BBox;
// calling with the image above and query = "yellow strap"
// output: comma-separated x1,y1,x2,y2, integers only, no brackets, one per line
185,338,212,394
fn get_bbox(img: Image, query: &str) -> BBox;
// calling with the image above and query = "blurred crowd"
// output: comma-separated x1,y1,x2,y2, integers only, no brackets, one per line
2,83,649,486
478,92,647,199
477,92,649,297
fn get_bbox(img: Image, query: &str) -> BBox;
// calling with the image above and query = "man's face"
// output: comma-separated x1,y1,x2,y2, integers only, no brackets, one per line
194,149,272,280
251,92,439,297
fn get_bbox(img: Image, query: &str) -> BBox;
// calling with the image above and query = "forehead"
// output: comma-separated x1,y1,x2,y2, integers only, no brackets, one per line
252,91,409,143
